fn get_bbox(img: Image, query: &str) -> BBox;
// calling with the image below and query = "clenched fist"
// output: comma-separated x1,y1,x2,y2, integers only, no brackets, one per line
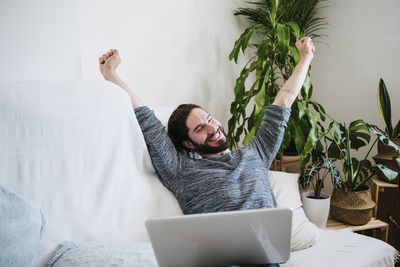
295,37,315,61
99,49,121,81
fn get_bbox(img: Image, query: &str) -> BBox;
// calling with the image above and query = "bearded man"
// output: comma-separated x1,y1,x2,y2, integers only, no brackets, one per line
98,37,315,215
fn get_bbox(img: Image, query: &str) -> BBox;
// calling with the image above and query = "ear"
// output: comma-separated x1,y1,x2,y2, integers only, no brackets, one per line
182,140,195,151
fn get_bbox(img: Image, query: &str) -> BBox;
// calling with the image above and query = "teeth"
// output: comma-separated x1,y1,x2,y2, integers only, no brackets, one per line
209,131,220,142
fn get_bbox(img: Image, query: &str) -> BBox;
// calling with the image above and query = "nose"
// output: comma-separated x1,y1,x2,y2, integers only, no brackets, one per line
204,122,218,133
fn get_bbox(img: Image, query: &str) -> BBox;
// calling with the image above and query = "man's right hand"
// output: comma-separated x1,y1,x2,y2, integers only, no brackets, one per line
99,49,121,81
97,49,144,108
295,37,315,62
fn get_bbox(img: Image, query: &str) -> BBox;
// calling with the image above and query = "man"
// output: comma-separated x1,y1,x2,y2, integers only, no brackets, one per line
98,37,314,214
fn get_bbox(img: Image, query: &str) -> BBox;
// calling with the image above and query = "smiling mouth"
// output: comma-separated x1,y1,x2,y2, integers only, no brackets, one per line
207,129,221,143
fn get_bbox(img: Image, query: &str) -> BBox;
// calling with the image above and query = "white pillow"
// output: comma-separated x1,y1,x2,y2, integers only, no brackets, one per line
268,171,320,251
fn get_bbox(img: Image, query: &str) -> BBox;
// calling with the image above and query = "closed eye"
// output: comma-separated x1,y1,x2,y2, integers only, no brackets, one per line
194,114,212,133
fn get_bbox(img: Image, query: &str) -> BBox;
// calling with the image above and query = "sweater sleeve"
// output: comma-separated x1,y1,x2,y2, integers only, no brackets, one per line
134,106,182,189
246,105,291,169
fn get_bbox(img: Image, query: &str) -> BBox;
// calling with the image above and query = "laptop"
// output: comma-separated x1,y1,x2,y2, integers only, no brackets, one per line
145,207,292,267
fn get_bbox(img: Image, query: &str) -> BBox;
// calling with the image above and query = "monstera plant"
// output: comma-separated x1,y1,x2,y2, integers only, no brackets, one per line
326,121,398,191
324,121,399,225
228,0,331,167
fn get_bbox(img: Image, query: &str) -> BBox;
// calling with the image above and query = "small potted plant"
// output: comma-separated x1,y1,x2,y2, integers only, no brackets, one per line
301,149,340,228
373,78,400,183
328,121,399,225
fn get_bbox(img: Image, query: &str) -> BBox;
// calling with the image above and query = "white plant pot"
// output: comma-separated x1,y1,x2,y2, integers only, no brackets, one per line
301,191,331,229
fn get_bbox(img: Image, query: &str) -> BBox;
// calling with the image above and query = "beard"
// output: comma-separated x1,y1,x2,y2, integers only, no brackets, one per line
191,127,230,155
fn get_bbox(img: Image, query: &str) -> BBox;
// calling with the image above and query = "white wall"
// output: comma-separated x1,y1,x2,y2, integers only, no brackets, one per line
310,0,400,193
0,0,398,138
312,0,400,140
78,0,245,126
0,0,247,127
0,0,81,81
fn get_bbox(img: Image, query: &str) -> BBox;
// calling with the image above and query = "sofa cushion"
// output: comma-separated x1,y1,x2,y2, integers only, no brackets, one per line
48,242,157,267
0,81,183,266
268,171,319,251
0,185,46,266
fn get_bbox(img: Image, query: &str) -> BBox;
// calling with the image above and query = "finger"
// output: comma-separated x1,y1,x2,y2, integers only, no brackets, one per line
99,57,104,64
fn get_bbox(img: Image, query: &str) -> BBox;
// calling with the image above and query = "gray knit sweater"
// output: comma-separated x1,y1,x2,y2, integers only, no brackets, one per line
134,105,291,215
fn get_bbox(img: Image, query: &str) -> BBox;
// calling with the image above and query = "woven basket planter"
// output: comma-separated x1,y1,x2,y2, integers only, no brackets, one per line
330,187,375,225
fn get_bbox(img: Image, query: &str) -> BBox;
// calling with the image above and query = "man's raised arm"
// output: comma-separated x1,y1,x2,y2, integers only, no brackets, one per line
99,49,144,109
272,37,315,108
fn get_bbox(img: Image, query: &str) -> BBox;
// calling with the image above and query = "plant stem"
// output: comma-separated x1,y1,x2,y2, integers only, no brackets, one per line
354,172,375,191
363,137,379,161
344,124,355,186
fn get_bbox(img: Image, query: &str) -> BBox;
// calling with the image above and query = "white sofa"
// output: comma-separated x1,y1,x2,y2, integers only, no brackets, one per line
0,81,398,267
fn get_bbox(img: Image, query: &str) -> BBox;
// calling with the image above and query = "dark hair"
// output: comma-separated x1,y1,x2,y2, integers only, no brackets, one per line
167,104,202,151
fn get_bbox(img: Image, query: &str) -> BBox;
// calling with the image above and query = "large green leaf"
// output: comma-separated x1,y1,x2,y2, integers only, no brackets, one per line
288,45,300,63
255,82,266,115
300,74,312,101
348,119,371,150
310,101,326,121
332,121,342,144
288,118,306,154
257,40,269,61
370,126,400,153
393,119,400,138
376,164,398,182
286,21,300,40
377,78,393,137
297,101,306,119
302,109,318,156
243,126,256,145
394,155,400,171
276,23,290,58
321,156,342,188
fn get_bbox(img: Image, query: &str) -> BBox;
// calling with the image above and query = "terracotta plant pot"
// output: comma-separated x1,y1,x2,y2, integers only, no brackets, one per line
373,138,400,184
330,187,375,225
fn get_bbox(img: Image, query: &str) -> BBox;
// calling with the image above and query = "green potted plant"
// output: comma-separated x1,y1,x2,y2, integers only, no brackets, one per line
228,0,330,167
301,148,340,228
327,121,399,225
373,78,400,183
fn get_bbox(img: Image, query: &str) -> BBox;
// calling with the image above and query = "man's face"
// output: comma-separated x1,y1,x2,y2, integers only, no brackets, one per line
184,108,229,155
